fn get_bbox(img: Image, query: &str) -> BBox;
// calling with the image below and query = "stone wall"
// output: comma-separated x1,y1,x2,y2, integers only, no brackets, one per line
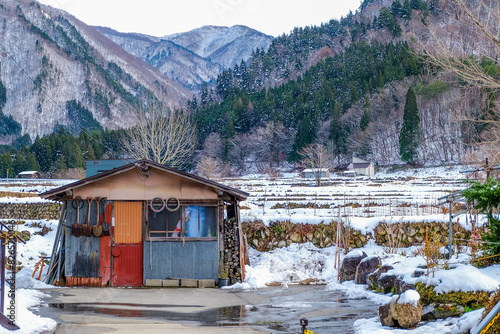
0,203,62,220
243,220,471,251
243,220,367,251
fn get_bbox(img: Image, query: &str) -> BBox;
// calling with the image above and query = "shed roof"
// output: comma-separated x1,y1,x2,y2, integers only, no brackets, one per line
352,163,372,169
40,159,249,201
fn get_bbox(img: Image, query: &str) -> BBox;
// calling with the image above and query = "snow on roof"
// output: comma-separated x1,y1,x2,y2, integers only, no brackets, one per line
18,171,39,175
303,168,329,173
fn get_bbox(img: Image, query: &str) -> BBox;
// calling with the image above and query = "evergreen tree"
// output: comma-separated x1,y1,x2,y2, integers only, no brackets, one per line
290,113,317,161
360,96,371,131
399,87,420,164
329,103,347,163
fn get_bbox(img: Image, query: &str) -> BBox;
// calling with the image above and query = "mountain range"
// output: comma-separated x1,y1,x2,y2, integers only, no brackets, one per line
0,0,272,142
0,0,493,170
94,25,273,90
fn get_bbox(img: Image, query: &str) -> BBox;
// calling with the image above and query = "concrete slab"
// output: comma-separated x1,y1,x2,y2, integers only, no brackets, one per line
145,279,162,287
198,279,215,288
162,279,179,287
180,279,197,288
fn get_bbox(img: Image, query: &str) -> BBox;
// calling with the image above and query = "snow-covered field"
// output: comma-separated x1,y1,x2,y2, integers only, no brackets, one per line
1,166,498,333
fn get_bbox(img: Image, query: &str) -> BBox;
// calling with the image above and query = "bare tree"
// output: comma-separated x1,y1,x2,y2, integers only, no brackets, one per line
422,0,500,91
299,143,331,186
252,122,292,169
122,104,195,169
199,132,224,160
196,156,221,180
420,0,500,163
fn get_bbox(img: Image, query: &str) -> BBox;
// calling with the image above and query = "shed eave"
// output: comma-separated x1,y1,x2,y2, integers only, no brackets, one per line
40,159,249,201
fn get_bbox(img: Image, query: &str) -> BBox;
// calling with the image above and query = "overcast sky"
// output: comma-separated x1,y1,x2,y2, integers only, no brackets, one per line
38,0,362,37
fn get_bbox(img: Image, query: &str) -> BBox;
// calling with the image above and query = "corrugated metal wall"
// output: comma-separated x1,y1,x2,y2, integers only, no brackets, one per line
65,200,100,278
114,202,142,244
143,241,218,281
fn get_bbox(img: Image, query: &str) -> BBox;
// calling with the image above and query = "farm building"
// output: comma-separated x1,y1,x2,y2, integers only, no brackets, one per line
18,171,40,179
302,168,330,179
40,159,249,288
85,159,133,177
346,157,375,177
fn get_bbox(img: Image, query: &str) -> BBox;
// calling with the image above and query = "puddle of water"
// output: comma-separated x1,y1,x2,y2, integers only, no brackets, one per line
40,298,377,333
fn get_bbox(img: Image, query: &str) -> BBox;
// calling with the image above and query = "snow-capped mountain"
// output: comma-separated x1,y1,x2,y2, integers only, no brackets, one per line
164,25,274,69
96,25,274,90
0,0,190,141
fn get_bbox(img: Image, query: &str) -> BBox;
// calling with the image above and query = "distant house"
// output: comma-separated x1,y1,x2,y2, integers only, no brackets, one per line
347,157,375,177
18,171,40,179
302,168,330,179
86,159,134,178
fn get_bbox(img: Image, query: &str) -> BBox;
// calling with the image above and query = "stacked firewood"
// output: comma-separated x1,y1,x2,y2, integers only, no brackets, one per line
223,217,242,284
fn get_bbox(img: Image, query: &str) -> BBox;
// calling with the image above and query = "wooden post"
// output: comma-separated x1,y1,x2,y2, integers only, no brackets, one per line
1,236,4,314
426,227,429,278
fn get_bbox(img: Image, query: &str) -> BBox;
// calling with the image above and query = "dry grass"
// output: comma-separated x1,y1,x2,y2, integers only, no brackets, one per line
0,191,39,198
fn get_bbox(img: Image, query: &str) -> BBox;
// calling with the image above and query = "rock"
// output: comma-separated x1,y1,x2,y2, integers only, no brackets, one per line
377,273,398,294
290,233,301,243
422,303,465,321
367,264,394,289
379,290,423,329
412,269,426,278
277,240,286,248
379,299,397,327
394,300,422,328
394,278,415,294
355,256,381,284
19,230,31,241
339,250,367,283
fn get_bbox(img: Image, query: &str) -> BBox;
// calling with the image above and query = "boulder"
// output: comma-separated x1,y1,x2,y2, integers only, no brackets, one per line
378,273,398,294
394,278,415,294
379,290,422,329
367,264,394,289
379,298,397,327
422,303,465,321
339,250,367,283
355,256,381,284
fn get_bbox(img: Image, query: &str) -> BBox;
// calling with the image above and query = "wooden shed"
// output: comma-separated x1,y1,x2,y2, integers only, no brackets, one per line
347,157,375,177
41,159,249,288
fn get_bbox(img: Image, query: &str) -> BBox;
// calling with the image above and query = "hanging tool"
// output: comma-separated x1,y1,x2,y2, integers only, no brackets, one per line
82,197,93,237
71,196,82,237
92,197,103,237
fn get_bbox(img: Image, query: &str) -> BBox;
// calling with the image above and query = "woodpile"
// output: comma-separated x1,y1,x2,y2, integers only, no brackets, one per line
223,217,242,284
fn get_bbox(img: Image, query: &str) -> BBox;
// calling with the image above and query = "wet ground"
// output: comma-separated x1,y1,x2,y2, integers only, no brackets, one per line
36,285,378,333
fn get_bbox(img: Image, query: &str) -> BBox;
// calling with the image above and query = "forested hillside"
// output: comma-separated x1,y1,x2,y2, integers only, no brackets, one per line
190,0,486,170
0,0,492,177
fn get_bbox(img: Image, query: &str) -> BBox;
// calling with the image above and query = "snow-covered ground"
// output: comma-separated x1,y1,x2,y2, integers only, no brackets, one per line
1,167,497,333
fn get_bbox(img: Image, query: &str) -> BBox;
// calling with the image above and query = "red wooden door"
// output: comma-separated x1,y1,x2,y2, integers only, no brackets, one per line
111,202,143,286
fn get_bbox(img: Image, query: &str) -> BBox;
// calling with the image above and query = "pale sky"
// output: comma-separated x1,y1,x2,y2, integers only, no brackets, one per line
38,0,362,37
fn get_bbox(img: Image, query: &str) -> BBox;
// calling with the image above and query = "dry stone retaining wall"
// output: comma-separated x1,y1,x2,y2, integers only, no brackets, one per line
0,203,62,220
243,220,471,251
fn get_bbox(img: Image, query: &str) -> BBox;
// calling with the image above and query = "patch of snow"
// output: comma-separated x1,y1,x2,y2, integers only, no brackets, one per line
397,290,420,306
346,249,365,259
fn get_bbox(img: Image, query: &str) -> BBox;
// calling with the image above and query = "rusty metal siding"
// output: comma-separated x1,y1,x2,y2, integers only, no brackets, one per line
65,200,100,277
143,241,218,281
112,243,143,286
114,201,143,244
